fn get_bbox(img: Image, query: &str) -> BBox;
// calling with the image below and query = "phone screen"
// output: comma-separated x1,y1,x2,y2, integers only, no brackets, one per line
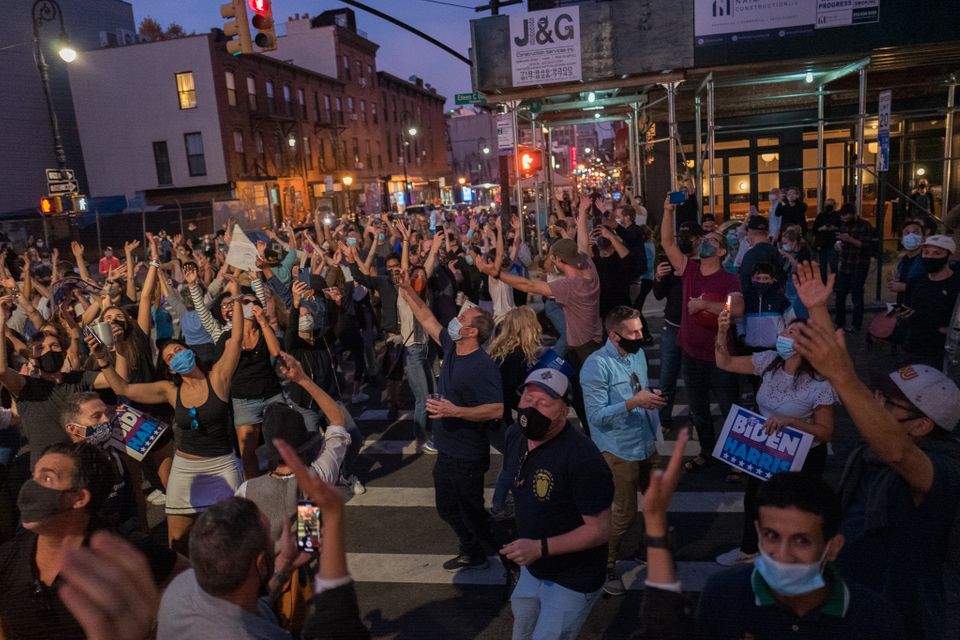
613,191,622,202
669,191,686,205
83,326,104,347
296,502,321,553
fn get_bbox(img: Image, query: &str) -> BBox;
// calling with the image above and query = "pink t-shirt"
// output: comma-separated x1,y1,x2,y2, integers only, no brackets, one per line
548,260,602,348
99,256,120,275
679,260,740,362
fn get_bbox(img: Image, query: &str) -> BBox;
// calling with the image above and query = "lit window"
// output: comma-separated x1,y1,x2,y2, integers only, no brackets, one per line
175,72,196,110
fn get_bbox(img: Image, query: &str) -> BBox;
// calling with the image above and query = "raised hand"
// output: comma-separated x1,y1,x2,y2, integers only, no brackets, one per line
182,263,198,285
792,260,834,311
123,240,140,254
292,280,308,305
71,241,84,258
277,351,307,386
643,428,689,520
792,320,855,382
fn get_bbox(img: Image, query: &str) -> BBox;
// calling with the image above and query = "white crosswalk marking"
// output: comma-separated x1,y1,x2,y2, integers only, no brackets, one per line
359,438,704,457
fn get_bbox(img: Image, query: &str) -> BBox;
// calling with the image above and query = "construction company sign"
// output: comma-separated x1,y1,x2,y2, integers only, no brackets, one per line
509,6,582,88
695,0,879,45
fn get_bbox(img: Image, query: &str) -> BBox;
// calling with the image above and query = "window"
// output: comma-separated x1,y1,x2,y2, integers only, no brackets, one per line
175,72,196,110
184,132,206,176
392,96,397,123
367,64,373,79
247,76,257,110
376,141,382,169
365,140,372,168
348,97,355,113
304,137,313,170
356,60,362,82
342,55,350,81
152,141,172,185
386,133,393,163
313,92,320,122
323,95,332,122
352,137,360,164
225,71,237,107
318,138,326,170
335,97,343,124
283,85,292,115
266,81,275,113
371,102,378,125
255,131,265,158
360,99,366,124
298,88,307,119
233,130,244,153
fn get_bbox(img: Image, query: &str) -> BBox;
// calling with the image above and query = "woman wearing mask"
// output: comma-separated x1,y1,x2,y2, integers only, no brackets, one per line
713,310,836,566
779,226,812,319
89,293,243,553
887,219,927,304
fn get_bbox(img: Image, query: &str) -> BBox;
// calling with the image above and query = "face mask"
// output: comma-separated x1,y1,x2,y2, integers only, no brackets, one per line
518,405,553,440
299,315,314,332
169,348,197,374
38,350,65,374
923,256,949,273
378,232,385,242
75,421,113,446
465,254,475,266
753,544,830,596
615,332,644,355
242,302,256,319
346,237,358,247
615,217,623,225
17,479,74,524
902,234,922,251
782,243,794,253
769,194,778,202
776,335,796,360
753,281,774,294
447,316,464,341
699,242,718,259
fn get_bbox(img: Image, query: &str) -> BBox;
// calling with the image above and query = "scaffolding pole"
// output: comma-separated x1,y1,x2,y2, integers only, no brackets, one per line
944,79,956,218
856,68,868,217
707,76,716,218
695,94,703,214
664,82,680,193
817,85,826,214
532,114,543,255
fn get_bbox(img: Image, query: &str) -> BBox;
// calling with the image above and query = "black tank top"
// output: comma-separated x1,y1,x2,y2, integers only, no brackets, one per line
174,377,234,457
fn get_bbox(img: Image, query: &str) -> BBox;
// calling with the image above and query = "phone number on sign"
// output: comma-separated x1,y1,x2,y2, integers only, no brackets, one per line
518,66,576,83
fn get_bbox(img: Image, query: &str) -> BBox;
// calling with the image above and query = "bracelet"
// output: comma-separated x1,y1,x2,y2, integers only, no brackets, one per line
148,260,162,268
493,270,502,280
643,534,672,550
540,537,549,558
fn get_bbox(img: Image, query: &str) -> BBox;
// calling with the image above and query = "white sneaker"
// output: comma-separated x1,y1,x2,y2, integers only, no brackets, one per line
146,489,166,506
715,547,758,567
348,474,366,495
351,392,369,404
421,440,438,455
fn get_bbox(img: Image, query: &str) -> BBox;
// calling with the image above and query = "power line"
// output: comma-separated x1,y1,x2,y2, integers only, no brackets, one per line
416,0,474,9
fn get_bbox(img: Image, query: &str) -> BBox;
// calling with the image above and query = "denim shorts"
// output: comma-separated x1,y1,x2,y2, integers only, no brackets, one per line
232,392,285,427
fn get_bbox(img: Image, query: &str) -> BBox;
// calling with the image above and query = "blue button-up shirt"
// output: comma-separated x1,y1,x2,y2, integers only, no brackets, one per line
581,339,658,461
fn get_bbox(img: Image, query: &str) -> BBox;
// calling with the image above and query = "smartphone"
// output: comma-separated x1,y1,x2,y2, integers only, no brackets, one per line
669,191,686,205
296,501,321,553
613,191,622,202
83,325,104,347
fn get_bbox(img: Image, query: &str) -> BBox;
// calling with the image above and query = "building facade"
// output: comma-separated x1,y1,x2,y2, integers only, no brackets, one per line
447,107,498,203
0,0,135,215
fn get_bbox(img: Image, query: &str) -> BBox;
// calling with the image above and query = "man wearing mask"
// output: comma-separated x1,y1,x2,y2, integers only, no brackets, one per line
614,206,648,314
775,187,808,240
661,195,744,470
767,188,784,241
738,216,782,297
697,473,904,638
0,315,126,469
501,367,614,640
580,306,666,596
397,284,503,571
834,204,874,333
0,442,183,640
900,235,960,367
887,219,927,304
813,198,842,281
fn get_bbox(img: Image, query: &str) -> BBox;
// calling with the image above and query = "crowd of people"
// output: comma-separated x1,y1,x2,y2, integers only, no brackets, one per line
0,181,957,640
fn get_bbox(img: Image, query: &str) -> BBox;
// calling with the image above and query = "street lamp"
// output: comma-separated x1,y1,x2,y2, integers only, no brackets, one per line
32,0,76,170
458,177,466,186
342,175,354,219
400,111,419,208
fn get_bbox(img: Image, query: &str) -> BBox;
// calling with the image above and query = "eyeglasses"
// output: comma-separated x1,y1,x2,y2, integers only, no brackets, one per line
188,407,200,431
514,450,529,489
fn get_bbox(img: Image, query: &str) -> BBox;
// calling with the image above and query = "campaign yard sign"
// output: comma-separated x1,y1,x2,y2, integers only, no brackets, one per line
711,404,814,481
111,403,169,462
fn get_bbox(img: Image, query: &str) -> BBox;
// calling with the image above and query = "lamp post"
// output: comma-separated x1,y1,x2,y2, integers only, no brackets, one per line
342,175,354,222
400,110,418,209
32,0,76,170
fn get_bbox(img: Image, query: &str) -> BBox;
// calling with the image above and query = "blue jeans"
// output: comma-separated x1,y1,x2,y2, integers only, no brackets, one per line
835,269,869,331
404,343,432,441
681,353,740,455
658,323,682,427
338,401,364,479
544,299,567,355
511,567,603,640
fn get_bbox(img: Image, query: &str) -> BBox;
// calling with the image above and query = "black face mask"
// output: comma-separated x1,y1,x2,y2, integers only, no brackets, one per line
38,351,65,374
17,479,73,524
753,281,774,294
518,406,552,441
615,332,644,354
923,256,949,273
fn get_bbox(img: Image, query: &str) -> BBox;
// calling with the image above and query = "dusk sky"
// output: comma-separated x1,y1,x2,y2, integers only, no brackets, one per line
130,0,525,110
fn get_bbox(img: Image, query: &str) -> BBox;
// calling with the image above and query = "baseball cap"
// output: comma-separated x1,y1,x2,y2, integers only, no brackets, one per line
550,238,587,268
921,234,956,254
873,364,960,431
523,368,570,400
256,403,323,465
746,216,770,232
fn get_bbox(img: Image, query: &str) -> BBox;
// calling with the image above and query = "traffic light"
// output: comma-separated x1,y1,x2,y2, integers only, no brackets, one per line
40,196,62,215
249,0,277,52
71,195,89,212
516,146,543,178
221,0,253,56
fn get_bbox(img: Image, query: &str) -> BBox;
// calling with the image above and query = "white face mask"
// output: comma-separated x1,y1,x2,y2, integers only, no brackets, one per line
242,302,256,320
298,315,314,332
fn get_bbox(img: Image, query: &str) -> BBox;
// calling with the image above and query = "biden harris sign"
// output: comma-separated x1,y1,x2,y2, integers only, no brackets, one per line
712,405,814,481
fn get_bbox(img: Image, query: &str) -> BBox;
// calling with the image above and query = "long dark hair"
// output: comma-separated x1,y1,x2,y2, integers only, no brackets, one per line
100,306,155,383
156,338,210,386
762,319,824,389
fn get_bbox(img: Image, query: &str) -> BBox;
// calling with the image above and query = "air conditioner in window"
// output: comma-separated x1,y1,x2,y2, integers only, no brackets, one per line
119,29,135,45
349,113,359,121
99,31,118,47
358,77,367,87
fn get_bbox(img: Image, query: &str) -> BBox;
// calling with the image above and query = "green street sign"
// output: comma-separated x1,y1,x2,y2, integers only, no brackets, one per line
455,92,486,105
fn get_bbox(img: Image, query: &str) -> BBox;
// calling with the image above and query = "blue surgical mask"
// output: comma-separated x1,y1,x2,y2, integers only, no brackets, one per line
753,544,830,596
782,243,794,253
346,237,358,247
447,316,464,341
699,241,718,259
465,254,475,266
775,335,796,360
169,348,197,374
902,233,922,251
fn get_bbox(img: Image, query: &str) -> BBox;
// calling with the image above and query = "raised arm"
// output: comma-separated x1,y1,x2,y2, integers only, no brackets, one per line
396,221,411,272
713,310,755,375
210,287,243,394
423,230,444,276
86,335,172,406
576,195,591,256
659,196,688,275
251,306,281,358
396,281,443,344
473,253,552,297
70,241,93,283
0,302,26,396
136,238,159,336
124,240,141,304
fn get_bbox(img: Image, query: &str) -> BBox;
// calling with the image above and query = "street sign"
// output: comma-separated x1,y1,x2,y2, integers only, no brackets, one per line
455,92,486,105
877,90,891,172
497,113,514,151
46,168,79,195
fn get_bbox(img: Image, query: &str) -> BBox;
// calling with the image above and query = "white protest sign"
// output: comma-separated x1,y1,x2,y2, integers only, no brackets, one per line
712,404,815,481
509,6,582,88
225,224,259,272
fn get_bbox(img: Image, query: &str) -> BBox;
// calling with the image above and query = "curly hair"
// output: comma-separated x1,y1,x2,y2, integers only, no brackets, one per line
488,306,542,366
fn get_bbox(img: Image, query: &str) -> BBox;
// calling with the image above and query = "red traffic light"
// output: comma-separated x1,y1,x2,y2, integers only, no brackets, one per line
248,0,269,14
40,196,63,215
515,146,542,178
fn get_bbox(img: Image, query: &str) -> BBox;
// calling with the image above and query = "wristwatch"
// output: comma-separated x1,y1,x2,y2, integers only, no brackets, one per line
540,537,549,558
644,527,675,550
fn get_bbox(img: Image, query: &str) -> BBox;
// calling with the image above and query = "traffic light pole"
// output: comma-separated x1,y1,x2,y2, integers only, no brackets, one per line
32,0,68,169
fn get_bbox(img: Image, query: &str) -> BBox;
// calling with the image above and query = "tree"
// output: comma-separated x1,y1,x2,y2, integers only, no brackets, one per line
138,17,192,42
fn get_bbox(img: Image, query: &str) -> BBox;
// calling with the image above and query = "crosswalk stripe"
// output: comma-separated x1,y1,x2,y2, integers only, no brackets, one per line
346,486,744,512
355,404,720,423
358,438,704,457
345,553,726,592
